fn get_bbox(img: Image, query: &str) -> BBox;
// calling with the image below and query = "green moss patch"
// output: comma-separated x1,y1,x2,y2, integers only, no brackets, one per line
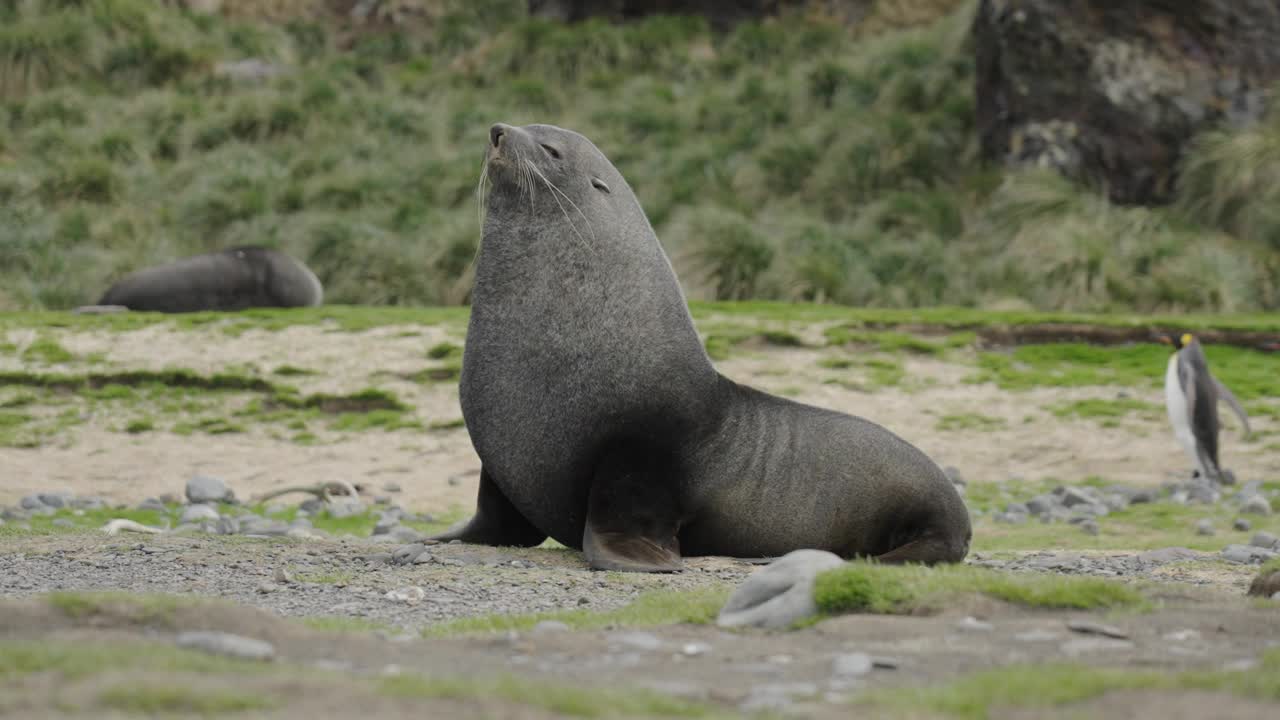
422,587,729,638
98,685,275,715
935,412,1007,432
858,647,1280,719
813,562,1145,616
0,639,261,681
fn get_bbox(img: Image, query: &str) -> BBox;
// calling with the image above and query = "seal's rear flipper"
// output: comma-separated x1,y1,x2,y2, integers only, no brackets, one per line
874,535,966,566
428,467,547,547
582,447,683,573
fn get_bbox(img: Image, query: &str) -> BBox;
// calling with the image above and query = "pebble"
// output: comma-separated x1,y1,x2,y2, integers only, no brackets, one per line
1222,544,1279,564
740,682,818,713
954,616,994,632
1250,532,1279,550
327,500,366,519
680,642,711,657
180,504,220,524
38,492,73,509
391,543,426,565
186,475,234,504
831,652,873,677
274,567,294,584
19,495,46,510
1195,519,1215,536
1129,490,1156,504
1066,620,1128,639
256,582,279,594
1240,495,1272,516
1234,518,1253,532
717,549,846,630
176,631,274,662
384,586,426,605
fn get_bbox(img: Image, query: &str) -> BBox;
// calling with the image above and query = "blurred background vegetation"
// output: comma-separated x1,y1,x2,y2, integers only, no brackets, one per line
0,0,1277,312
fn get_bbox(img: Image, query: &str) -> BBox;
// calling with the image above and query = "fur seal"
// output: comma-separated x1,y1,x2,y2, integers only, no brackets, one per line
1160,332,1251,483
432,122,971,572
96,246,323,313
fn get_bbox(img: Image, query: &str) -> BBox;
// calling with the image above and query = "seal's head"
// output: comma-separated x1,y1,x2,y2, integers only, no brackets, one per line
483,123,625,215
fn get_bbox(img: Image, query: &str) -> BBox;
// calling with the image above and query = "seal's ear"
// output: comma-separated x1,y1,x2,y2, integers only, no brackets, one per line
591,177,611,194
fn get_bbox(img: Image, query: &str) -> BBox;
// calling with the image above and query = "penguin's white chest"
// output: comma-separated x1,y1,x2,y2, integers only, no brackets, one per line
1164,353,1199,467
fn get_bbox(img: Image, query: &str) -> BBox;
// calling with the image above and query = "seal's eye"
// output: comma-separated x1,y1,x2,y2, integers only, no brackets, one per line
591,177,611,194
540,144,561,159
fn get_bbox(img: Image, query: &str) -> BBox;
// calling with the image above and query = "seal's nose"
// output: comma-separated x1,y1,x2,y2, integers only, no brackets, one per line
490,124,508,149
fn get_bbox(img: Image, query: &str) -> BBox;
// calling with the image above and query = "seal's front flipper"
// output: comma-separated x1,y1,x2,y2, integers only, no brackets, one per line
873,535,966,566
582,447,683,573
429,467,547,547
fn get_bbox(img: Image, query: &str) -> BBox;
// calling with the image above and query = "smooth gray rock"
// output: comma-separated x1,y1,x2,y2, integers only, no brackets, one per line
532,620,570,635
327,500,366,519
38,492,73,509
740,682,818,713
1061,487,1098,508
1234,518,1253,532
1241,495,1273,516
1222,544,1278,564
1128,490,1157,504
19,495,46,510
176,631,274,661
391,543,426,566
238,516,290,536
1196,519,1215,536
717,549,846,630
610,631,663,651
1250,531,1279,550
51,518,74,528
1080,520,1100,536
1138,547,1200,564
180,504,220,524
1025,495,1056,515
299,498,323,514
186,475,233,504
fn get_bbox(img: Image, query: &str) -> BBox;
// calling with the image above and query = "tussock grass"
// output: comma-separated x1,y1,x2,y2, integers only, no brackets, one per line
1,2,1276,312
813,562,1146,615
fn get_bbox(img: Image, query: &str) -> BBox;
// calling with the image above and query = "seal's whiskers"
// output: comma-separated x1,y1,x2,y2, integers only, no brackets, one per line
524,158,591,250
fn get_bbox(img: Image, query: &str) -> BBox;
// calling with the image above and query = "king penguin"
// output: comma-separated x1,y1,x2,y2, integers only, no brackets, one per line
1160,333,1251,484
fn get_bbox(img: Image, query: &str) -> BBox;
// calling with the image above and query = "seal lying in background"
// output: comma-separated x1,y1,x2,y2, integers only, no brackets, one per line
96,246,323,313
432,122,971,572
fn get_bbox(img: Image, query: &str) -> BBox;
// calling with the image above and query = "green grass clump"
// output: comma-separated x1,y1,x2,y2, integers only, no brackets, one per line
426,341,463,360
1048,397,1163,423
302,616,392,633
46,591,197,626
380,674,713,718
859,647,1280,719
812,562,1145,616
0,640,262,681
422,587,729,638
98,685,275,715
20,335,76,363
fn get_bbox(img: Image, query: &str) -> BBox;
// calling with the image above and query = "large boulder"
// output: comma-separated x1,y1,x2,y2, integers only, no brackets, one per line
973,0,1280,205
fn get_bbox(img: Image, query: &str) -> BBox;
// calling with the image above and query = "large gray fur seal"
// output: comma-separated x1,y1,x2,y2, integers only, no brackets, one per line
96,246,323,313
432,122,971,572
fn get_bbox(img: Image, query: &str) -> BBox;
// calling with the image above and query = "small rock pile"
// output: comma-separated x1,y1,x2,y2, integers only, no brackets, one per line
982,473,1279,565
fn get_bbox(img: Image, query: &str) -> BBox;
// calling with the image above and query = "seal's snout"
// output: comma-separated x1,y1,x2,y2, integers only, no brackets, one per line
490,124,509,149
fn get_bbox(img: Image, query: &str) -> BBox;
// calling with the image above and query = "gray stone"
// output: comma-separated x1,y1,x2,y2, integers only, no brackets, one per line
681,642,711,657
213,516,240,535
1221,544,1278,564
389,526,427,544
327,500,366,519
391,543,427,566
186,475,233,504
383,482,402,493
716,549,846,630
176,631,274,661
1103,493,1131,511
1234,518,1253,532
1195,519,1215,536
955,616,994,632
1005,502,1029,515
832,652,873,677
1025,495,1055,516
51,518,74,528
944,466,966,486
1249,532,1279,550
1138,547,1201,564
1186,482,1220,504
1241,495,1273,516
1128,490,1157,505
1080,520,1099,536
72,496,106,510
19,495,46,510
299,498,323,514
180,504,220,524
372,515,399,535
1061,487,1098,508
289,518,313,530
1066,620,1128,639
411,552,435,565
740,682,818,713
995,512,1028,524
239,516,290,536
38,492,73,509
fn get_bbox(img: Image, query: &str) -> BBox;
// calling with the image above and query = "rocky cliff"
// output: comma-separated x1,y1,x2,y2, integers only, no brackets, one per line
973,0,1280,205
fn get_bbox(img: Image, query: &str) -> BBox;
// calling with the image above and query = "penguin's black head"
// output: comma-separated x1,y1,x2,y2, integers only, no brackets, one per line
1158,333,1190,350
